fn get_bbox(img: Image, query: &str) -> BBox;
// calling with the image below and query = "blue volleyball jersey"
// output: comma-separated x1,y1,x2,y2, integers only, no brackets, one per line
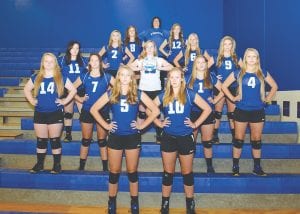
213,56,238,87
139,28,169,57
234,69,268,110
167,39,185,65
158,89,196,136
184,49,202,80
188,73,217,110
103,45,125,71
59,57,87,83
80,72,111,111
125,41,142,62
109,90,141,135
30,74,67,112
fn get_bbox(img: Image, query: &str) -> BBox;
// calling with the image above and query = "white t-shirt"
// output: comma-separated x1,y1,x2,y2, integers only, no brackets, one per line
138,56,163,91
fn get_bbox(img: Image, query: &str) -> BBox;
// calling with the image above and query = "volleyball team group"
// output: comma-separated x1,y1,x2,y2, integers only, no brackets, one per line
23,16,278,214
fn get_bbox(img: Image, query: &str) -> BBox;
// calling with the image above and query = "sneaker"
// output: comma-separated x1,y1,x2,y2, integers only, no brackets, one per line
232,165,240,176
207,166,215,174
63,134,72,142
29,163,44,173
108,200,116,214
50,163,62,174
186,199,196,214
131,200,139,214
212,135,220,144
78,165,85,171
253,166,267,176
160,200,169,214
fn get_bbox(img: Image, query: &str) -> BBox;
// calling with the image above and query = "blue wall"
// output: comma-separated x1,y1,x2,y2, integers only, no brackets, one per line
0,0,223,50
0,0,299,90
223,0,300,90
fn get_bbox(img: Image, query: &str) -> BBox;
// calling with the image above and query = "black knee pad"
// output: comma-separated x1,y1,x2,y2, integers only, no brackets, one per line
162,171,174,186
214,111,222,119
202,140,213,148
64,112,74,119
37,137,48,149
183,172,194,186
127,171,138,183
81,138,92,147
233,139,244,149
109,172,120,184
138,111,146,119
50,137,61,149
251,140,262,150
227,112,234,120
97,139,107,148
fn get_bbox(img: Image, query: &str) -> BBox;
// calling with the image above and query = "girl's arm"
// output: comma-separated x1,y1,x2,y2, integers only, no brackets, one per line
264,72,278,103
159,39,170,58
23,79,37,106
158,58,174,71
204,51,215,68
72,76,82,89
212,79,224,104
98,46,106,57
128,59,142,71
57,78,77,106
221,72,240,102
173,50,183,68
124,47,135,64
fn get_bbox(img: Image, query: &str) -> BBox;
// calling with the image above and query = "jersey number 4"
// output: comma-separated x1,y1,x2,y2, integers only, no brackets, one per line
247,77,256,88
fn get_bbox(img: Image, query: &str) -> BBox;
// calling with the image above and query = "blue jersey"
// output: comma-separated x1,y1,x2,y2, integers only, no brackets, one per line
184,49,202,80
234,69,268,111
59,56,87,83
103,45,125,71
139,28,169,57
124,41,142,63
166,39,185,65
31,74,67,112
158,89,196,136
212,56,238,87
109,91,141,135
188,73,218,110
80,72,112,111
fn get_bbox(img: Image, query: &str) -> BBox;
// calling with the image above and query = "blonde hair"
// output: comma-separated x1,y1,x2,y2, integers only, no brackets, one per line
163,67,186,106
216,35,239,68
238,48,265,101
168,23,184,49
188,55,212,89
108,30,123,50
139,40,158,59
33,53,64,97
185,33,201,67
110,65,138,104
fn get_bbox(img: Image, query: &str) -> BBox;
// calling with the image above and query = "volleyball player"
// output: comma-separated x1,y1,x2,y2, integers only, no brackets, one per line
222,48,278,176
24,53,77,174
90,65,159,214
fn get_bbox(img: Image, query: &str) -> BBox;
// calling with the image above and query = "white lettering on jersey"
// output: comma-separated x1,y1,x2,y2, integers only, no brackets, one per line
168,101,184,114
40,82,55,94
224,60,232,70
111,50,118,59
91,81,98,93
120,99,129,112
69,64,80,74
247,77,256,88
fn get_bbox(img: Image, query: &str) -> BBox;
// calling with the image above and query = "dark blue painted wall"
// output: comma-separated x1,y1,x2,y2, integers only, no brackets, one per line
223,0,300,90
0,0,223,50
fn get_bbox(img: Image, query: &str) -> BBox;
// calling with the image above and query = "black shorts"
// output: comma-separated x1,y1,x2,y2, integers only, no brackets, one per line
34,110,64,124
214,86,237,97
160,132,195,155
61,87,85,98
107,133,141,150
190,111,215,126
234,108,265,123
79,109,110,124
142,90,161,100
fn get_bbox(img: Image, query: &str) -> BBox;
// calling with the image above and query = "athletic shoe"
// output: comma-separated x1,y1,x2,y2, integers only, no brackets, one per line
232,165,240,176
29,163,44,173
253,166,267,176
108,200,116,214
63,134,72,142
50,163,62,174
207,166,215,174
131,200,139,214
186,199,196,214
160,200,169,214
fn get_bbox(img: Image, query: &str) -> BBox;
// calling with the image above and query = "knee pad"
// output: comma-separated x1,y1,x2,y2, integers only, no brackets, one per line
97,139,107,148
64,112,74,119
202,140,213,148
162,171,174,186
183,172,194,186
227,112,234,120
81,138,92,147
109,172,120,184
50,137,61,149
138,111,146,119
233,139,244,149
214,111,222,119
127,171,138,183
37,137,48,149
251,140,262,150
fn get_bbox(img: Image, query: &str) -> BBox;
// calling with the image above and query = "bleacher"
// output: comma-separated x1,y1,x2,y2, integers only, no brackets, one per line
0,48,299,210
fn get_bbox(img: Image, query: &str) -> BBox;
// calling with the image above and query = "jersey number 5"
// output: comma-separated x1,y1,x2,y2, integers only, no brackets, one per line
120,99,129,112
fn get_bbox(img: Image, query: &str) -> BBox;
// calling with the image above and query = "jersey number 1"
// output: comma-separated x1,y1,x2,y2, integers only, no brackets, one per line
168,101,184,114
